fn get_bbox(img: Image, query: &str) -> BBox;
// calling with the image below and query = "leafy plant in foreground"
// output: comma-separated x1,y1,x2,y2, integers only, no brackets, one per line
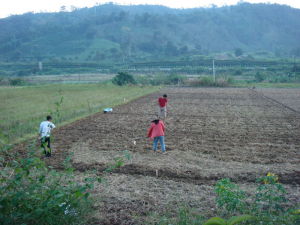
154,174,299,225
0,148,129,225
252,175,293,224
215,175,299,225
0,156,94,225
48,94,64,124
215,178,247,215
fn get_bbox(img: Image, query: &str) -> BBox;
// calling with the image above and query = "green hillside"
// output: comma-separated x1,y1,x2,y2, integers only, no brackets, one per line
0,3,300,63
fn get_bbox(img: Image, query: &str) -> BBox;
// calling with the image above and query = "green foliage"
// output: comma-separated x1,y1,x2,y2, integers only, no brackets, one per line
154,175,299,225
0,145,130,225
254,72,266,82
200,76,216,86
49,94,64,124
0,4,299,62
215,179,246,215
0,84,158,144
215,176,299,225
8,78,26,86
112,72,136,86
234,48,243,57
157,207,205,225
164,74,187,85
252,176,291,224
189,76,235,87
203,215,253,225
227,77,235,84
0,155,95,225
134,73,186,86
234,70,242,76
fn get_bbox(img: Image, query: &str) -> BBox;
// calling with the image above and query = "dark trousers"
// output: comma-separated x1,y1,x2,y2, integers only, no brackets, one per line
41,136,51,155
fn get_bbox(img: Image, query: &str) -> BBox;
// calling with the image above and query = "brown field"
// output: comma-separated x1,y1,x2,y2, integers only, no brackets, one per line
27,87,300,224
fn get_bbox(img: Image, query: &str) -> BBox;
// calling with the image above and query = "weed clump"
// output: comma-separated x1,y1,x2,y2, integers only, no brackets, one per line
0,155,97,225
155,175,299,225
0,148,128,225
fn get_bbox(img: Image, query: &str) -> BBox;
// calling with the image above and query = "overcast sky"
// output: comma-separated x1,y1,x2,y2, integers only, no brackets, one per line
1,0,299,18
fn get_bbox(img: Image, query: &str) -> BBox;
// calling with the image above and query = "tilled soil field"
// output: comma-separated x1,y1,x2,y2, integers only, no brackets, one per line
39,87,299,224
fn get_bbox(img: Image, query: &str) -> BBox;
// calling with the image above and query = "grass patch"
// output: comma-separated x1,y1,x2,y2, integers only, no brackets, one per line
0,83,159,144
233,82,300,88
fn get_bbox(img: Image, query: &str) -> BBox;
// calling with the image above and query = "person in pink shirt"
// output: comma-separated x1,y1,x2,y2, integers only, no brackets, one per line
147,119,166,153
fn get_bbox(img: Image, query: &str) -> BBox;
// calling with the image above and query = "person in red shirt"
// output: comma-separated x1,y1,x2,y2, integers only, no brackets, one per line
147,119,166,153
158,94,168,119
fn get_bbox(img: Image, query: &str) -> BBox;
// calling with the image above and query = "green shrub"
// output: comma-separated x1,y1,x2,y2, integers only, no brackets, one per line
200,76,216,86
156,176,299,225
164,74,187,85
227,77,235,84
112,72,136,86
215,178,247,215
0,148,128,225
215,176,299,225
134,73,187,86
9,78,26,86
0,154,96,225
252,176,292,224
254,72,266,82
234,70,243,76
190,76,234,87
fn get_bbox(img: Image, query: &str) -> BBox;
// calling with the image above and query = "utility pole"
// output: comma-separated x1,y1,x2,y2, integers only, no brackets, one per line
213,59,216,82
294,55,296,79
38,61,43,71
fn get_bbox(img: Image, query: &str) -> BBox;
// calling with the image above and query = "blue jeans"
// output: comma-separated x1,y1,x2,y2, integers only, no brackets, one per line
153,136,166,152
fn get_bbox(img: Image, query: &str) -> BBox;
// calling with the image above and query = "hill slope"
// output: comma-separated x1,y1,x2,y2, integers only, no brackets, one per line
0,3,300,62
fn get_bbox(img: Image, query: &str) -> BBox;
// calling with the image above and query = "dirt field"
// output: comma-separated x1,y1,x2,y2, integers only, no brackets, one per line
40,87,300,224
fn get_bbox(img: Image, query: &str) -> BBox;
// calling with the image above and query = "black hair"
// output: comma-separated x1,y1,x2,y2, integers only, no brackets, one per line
163,94,167,98
152,119,160,125
46,115,52,121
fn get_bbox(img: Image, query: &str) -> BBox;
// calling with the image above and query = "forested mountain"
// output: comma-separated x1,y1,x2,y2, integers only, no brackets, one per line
0,2,300,63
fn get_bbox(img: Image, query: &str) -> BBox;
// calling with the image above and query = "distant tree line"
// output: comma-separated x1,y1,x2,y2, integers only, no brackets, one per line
0,3,300,62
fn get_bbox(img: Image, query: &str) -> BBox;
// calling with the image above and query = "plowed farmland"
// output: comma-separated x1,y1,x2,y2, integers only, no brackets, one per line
43,87,300,224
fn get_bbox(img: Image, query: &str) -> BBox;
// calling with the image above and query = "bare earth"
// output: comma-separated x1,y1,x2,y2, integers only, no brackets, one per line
40,87,300,224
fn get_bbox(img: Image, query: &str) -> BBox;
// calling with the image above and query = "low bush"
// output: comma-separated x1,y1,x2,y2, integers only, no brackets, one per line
155,175,299,225
215,178,247,215
112,72,136,86
0,148,129,225
134,73,187,86
234,70,243,75
187,76,235,87
254,71,267,82
164,74,187,85
214,175,299,224
8,78,26,86
0,155,96,225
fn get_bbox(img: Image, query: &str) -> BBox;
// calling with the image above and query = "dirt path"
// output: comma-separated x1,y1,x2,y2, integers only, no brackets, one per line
20,87,300,224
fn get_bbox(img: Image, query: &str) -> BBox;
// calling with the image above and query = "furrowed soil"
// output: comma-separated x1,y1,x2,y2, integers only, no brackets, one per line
21,87,300,224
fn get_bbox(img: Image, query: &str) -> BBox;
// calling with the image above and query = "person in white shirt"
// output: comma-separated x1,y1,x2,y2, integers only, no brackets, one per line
39,115,55,157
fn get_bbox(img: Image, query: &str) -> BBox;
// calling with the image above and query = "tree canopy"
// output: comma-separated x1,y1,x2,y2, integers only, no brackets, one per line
0,3,300,62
